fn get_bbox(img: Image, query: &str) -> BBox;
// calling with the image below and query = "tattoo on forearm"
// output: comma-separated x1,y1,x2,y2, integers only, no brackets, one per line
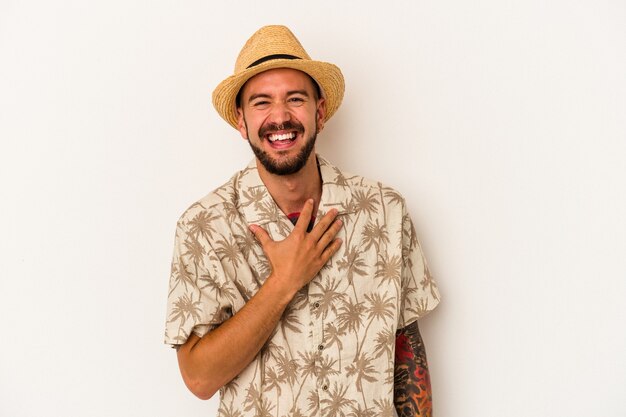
394,321,432,417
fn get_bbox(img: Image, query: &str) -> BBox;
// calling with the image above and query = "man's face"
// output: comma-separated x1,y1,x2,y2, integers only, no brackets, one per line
236,68,326,176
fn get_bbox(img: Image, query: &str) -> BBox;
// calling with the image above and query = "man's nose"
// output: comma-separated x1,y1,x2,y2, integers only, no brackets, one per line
268,102,292,126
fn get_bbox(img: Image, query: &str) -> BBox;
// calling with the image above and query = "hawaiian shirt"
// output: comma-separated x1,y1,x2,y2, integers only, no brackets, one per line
164,155,440,417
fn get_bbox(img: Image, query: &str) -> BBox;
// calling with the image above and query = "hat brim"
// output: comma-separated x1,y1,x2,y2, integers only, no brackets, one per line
212,59,345,129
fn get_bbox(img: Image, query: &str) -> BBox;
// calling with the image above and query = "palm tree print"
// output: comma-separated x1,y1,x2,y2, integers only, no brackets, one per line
263,367,283,415
168,258,195,295
183,234,205,266
164,156,440,417
364,292,395,324
214,236,243,269
321,382,354,417
260,339,284,364
234,227,257,259
275,350,298,386
187,210,219,242
375,254,402,287
360,219,389,252
311,277,346,319
383,189,404,207
409,298,433,319
241,187,266,208
317,355,340,387
337,246,368,284
243,383,262,415
348,404,376,417
168,293,202,332
306,390,320,416
218,402,244,417
297,351,318,381
254,398,275,417
345,352,378,393
337,298,366,334
221,200,240,224
374,398,395,417
352,189,380,216
289,408,307,417
420,263,439,301
221,378,240,399
324,322,345,366
373,328,395,359
199,273,236,303
329,165,350,187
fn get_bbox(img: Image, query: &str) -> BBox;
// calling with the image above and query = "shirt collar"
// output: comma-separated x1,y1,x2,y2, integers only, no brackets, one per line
235,154,355,227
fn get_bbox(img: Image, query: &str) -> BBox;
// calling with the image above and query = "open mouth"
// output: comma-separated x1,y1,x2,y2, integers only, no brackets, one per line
267,131,297,143
259,122,304,149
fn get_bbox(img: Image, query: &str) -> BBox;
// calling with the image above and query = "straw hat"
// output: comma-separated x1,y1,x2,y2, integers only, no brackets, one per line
212,25,345,129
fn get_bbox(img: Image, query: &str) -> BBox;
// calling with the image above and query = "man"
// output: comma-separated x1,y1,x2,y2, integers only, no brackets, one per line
164,25,440,417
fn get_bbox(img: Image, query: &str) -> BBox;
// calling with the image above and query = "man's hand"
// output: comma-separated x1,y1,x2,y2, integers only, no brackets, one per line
249,199,343,297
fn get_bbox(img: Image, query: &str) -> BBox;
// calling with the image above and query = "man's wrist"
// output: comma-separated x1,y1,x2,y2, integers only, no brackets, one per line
262,273,300,307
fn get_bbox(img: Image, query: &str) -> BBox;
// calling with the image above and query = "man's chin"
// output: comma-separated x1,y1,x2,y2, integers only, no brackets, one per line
259,157,308,176
249,134,317,176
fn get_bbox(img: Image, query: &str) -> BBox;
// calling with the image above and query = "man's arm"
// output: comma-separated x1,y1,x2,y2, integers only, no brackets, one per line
394,321,433,417
176,199,342,399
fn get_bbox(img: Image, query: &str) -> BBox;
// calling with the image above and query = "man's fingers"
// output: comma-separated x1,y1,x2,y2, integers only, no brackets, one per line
249,224,272,247
320,238,343,262
310,208,339,241
294,199,315,232
316,218,342,249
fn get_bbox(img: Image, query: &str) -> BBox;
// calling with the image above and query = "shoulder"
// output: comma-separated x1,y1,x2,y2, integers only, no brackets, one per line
320,157,407,208
175,170,243,228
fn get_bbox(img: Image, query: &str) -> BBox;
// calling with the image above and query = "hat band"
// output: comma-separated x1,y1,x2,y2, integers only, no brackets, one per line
246,54,301,69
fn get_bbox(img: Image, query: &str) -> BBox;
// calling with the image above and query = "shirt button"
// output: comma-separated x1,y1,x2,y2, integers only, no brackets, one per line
313,302,320,308
318,344,324,351
322,385,328,391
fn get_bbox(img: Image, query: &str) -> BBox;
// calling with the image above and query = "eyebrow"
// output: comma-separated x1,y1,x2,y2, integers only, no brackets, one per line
287,89,310,97
247,93,271,103
247,90,310,104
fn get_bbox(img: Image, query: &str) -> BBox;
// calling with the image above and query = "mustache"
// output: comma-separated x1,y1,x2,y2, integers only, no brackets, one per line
258,121,305,138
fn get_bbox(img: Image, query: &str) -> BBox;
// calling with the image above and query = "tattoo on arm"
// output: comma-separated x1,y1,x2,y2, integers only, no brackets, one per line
394,321,432,417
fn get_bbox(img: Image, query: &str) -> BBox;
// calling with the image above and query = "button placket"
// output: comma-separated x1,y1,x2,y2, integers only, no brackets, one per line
308,272,331,399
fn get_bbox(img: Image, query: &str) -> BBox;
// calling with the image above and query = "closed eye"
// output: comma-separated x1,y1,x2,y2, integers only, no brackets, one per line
252,100,270,108
288,97,305,105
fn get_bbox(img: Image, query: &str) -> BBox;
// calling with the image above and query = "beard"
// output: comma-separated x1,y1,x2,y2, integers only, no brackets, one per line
246,120,318,176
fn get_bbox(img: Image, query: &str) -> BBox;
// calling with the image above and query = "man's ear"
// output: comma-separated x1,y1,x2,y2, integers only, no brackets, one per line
316,98,327,132
236,108,248,140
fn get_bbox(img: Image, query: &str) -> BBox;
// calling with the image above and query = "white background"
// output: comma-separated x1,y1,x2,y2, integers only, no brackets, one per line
1,1,625,416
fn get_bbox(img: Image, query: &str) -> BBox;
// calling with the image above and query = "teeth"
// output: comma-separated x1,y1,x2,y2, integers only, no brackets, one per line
268,132,296,142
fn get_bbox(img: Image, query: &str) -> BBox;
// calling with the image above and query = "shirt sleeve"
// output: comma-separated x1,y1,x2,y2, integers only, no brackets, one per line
163,218,236,347
397,202,441,328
